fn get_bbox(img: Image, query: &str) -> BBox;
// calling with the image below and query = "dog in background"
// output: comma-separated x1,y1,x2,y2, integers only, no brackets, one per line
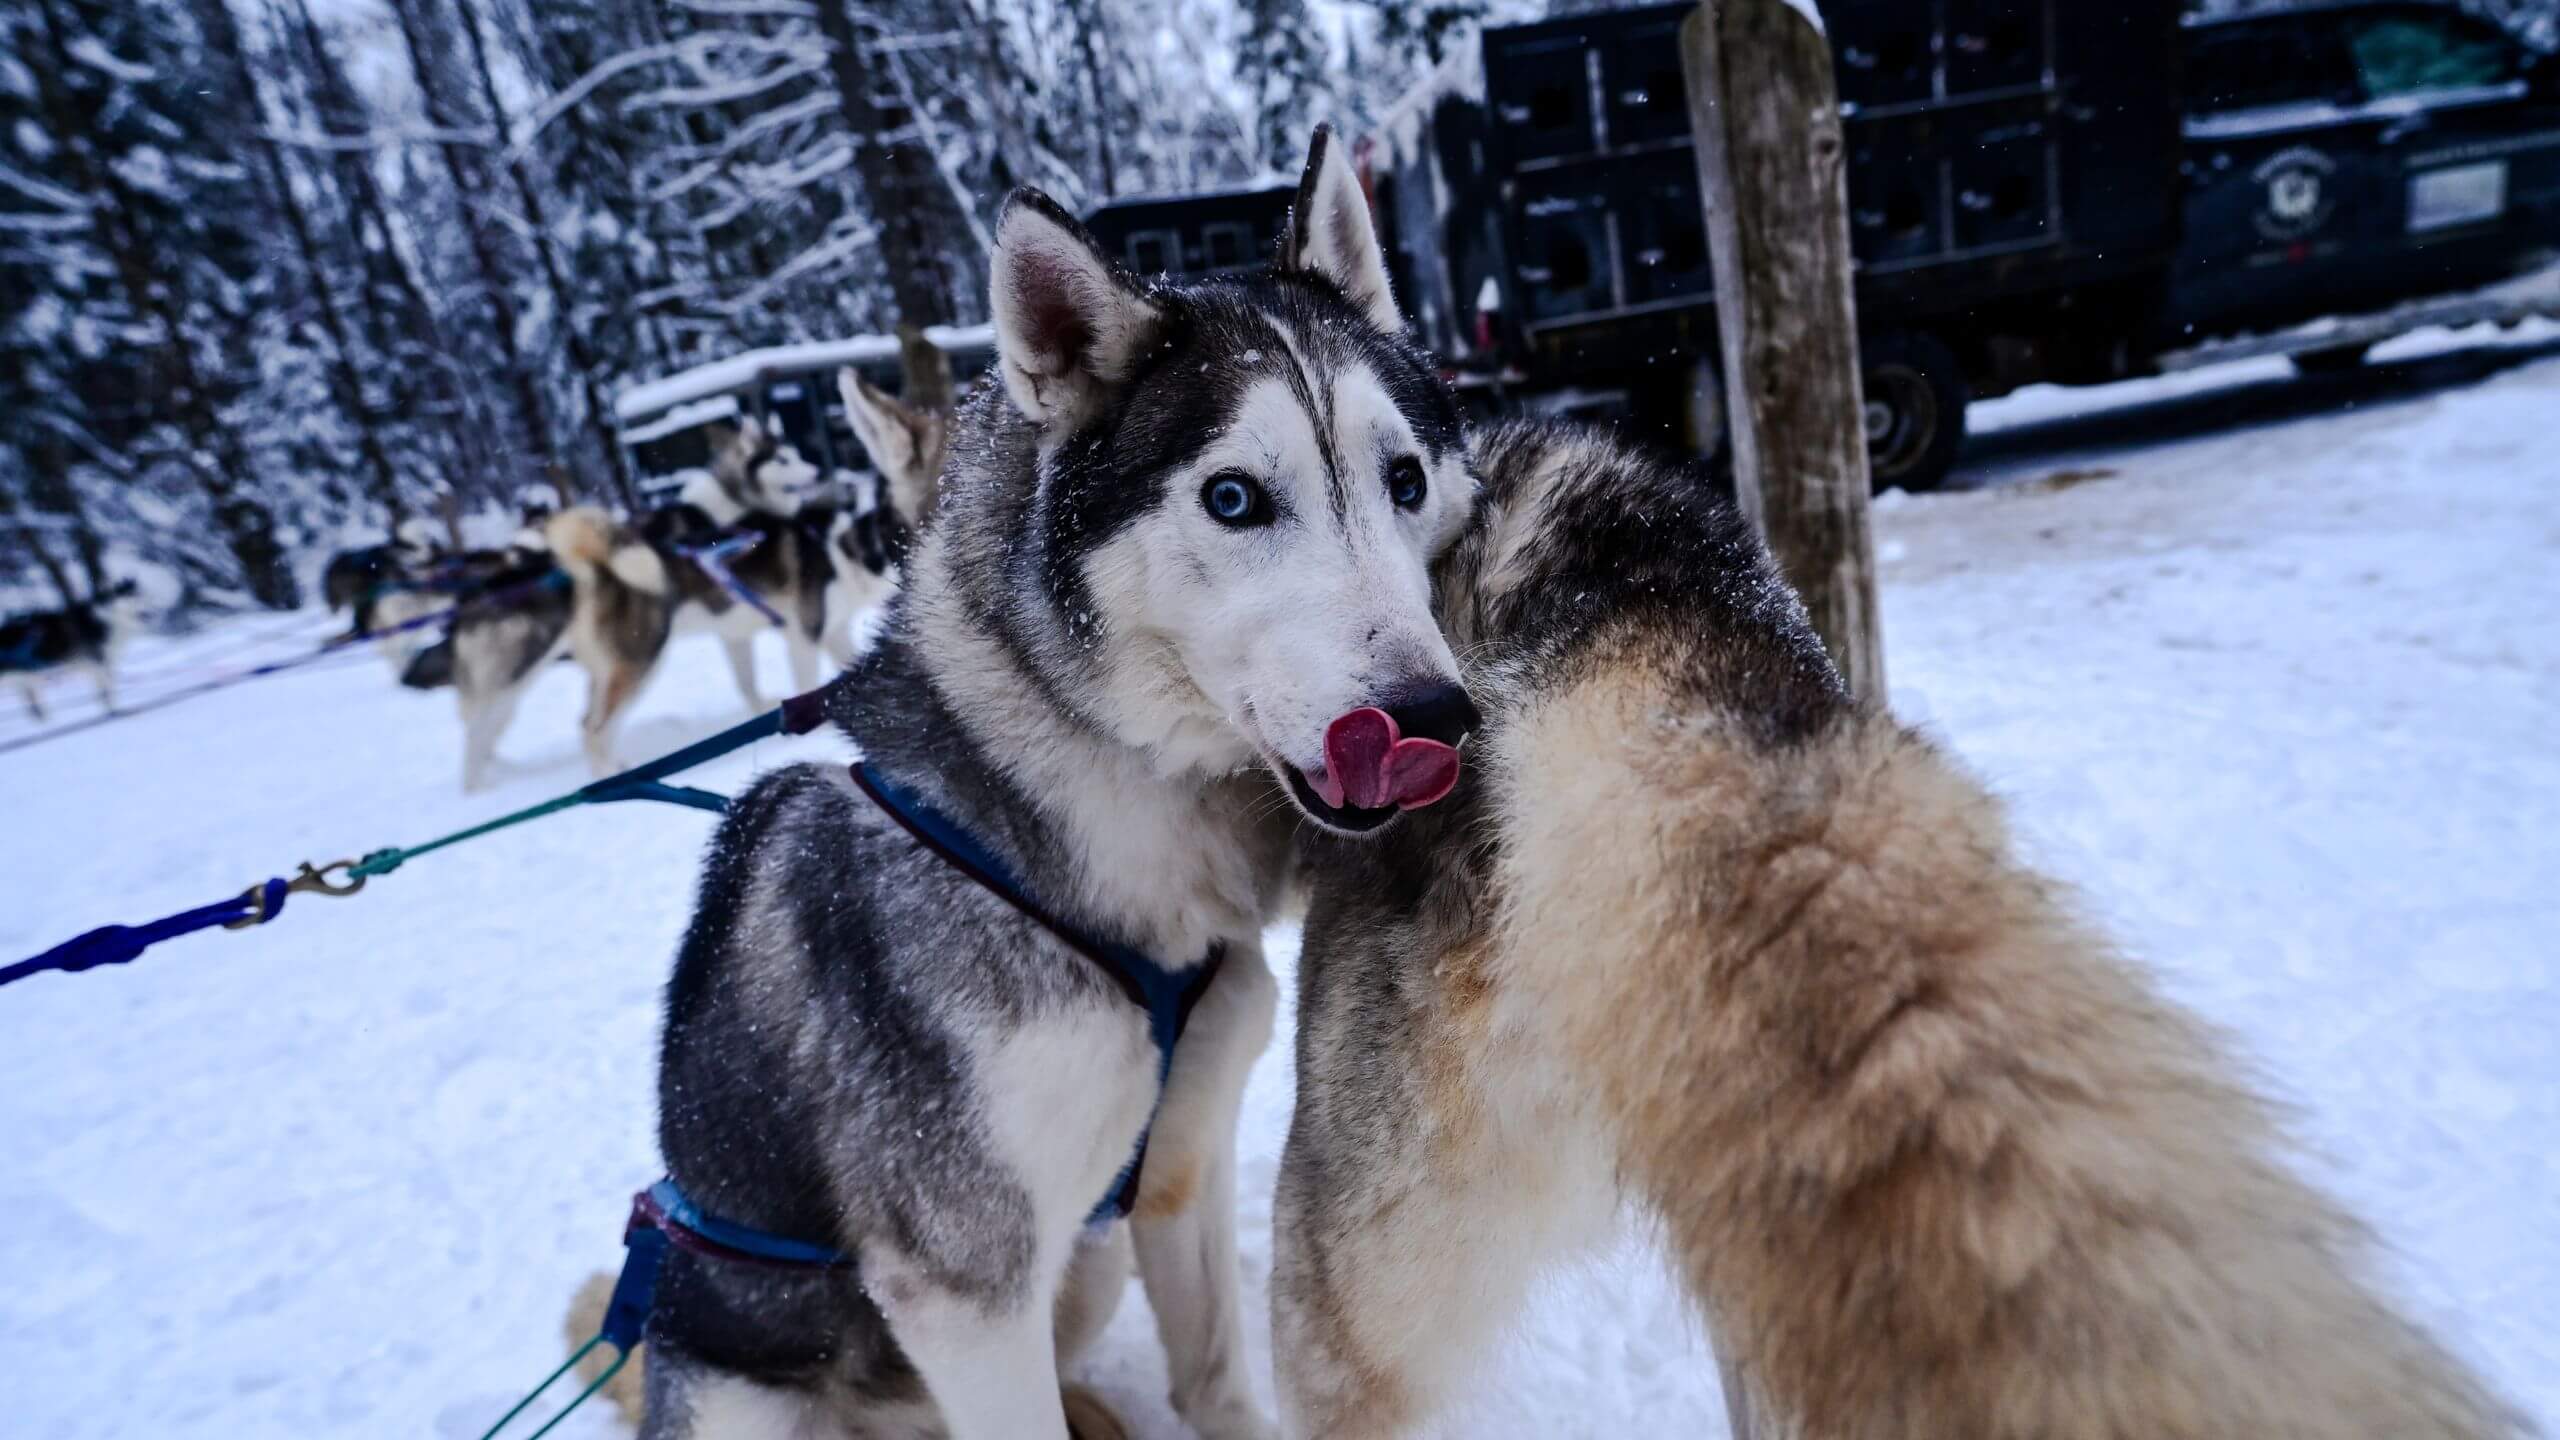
1270,418,2526,1440
347,484,563,683
1,578,142,720
387,514,567,792
541,506,674,780
321,516,443,633
837,364,948,565
323,515,454,676
829,365,947,634
543,407,928,775
637,417,863,709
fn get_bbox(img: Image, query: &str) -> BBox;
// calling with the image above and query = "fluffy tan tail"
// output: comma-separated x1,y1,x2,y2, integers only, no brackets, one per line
546,507,668,596
563,1270,648,1428
1491,654,2522,1440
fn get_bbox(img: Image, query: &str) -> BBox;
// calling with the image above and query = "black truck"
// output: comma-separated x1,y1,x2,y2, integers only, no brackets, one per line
1080,182,1301,282
1085,1,2560,492
2170,2,2560,364
1368,1,2193,489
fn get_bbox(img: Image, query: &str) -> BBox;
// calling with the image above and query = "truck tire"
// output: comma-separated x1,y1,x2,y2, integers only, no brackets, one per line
2292,342,2372,376
1861,330,1969,494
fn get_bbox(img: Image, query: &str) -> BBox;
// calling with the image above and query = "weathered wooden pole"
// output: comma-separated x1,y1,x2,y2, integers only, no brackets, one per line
1683,0,1887,704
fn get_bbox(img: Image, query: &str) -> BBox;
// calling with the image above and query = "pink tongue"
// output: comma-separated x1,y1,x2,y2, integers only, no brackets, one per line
1383,737,1461,810
1324,708,1400,810
1321,708,1463,812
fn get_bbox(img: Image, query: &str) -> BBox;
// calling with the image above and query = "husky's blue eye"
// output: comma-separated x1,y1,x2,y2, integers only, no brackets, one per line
1388,456,1427,510
1202,473,1270,527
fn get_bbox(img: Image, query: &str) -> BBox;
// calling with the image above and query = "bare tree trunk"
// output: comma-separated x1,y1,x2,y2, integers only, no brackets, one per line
1681,0,1885,702
0,487,82,606
1071,0,1119,198
29,0,296,609
284,0,488,508
196,0,407,526
813,0,960,403
19,458,110,597
452,0,634,506
384,0,555,497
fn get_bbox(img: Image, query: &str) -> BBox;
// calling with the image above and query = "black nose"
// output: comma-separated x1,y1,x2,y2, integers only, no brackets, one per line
1384,682,1481,749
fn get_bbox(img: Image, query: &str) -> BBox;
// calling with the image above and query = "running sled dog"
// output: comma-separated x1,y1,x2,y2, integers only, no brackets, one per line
440,418,901,791
636,415,882,710
536,407,917,784
611,127,1481,1440
0,578,141,720
1272,419,2526,1440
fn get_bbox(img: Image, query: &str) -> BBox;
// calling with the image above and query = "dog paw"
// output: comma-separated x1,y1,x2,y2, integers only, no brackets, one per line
1178,1399,1278,1440
1061,1384,1129,1440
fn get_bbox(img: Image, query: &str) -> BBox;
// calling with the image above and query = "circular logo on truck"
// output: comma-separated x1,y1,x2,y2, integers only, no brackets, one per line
2253,147,2338,241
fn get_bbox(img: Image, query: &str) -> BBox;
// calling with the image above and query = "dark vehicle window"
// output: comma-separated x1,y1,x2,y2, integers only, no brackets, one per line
2185,23,2339,116
765,379,822,458
1128,230,1176,275
1202,223,1250,271
1527,82,1575,131
2345,12,2517,99
636,427,712,477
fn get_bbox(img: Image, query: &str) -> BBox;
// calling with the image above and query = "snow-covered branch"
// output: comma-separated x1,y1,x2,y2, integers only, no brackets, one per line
261,122,502,153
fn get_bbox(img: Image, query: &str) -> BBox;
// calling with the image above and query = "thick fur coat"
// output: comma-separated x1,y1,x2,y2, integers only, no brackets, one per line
623,128,1480,1440
1273,418,2527,1440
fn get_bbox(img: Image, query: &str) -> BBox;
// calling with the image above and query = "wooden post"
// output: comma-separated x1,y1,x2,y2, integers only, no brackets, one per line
1683,0,1887,704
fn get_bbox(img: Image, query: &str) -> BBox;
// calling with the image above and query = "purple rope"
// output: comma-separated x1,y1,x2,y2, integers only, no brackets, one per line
0,570,566,761
0,878,286,989
2,683,834,993
682,534,787,628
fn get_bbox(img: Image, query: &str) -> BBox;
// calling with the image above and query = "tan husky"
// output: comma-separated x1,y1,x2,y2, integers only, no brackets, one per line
1272,418,2525,1440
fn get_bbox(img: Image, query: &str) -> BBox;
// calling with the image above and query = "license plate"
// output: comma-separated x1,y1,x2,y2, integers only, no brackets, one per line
2408,162,2507,233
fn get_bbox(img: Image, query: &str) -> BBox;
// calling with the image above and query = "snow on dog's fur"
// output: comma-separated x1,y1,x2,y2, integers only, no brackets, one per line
1271,418,2527,1440
610,127,1479,1440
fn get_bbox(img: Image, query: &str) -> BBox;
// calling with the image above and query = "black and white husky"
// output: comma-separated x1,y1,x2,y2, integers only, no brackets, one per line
322,516,444,642
644,417,859,709
424,534,574,793
537,416,915,780
634,129,1478,1440
0,579,141,720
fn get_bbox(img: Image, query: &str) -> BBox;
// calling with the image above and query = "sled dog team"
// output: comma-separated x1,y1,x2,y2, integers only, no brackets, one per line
506,130,2521,1440
325,370,942,791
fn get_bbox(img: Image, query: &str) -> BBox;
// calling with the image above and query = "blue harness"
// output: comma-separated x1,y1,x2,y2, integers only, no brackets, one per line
606,760,1223,1346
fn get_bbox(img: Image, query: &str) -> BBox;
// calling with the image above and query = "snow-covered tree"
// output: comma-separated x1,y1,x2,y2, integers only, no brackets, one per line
2,0,1503,608
3,0,298,606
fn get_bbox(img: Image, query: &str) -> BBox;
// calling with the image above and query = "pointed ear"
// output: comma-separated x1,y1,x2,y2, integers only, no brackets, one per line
839,368,911,476
989,189,1161,428
1284,124,1401,332
838,367,927,486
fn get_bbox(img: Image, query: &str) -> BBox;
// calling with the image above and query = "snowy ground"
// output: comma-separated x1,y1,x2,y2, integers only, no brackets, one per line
4,326,2556,1437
